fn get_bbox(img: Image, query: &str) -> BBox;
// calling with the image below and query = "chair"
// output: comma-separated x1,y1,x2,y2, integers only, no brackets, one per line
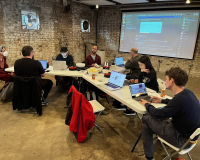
158,128,200,160
157,78,165,90
89,100,105,132
12,76,43,115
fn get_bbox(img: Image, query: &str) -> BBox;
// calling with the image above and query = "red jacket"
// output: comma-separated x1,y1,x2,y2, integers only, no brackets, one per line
69,86,95,142
85,54,101,67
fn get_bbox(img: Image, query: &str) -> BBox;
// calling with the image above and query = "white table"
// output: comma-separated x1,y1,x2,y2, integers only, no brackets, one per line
5,65,171,115
83,73,171,115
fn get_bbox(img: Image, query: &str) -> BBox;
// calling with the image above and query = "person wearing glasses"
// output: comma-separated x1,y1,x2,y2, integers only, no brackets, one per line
14,46,53,105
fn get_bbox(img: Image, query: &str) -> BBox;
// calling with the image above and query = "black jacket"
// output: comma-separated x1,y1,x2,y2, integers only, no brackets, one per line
138,69,159,92
56,54,74,66
13,76,42,115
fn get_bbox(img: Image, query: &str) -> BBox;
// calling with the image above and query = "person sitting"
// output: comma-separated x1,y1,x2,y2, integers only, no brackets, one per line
14,46,53,105
1,46,8,57
137,67,200,160
0,52,14,84
85,44,101,67
123,55,159,115
112,48,140,110
55,47,74,90
125,48,140,80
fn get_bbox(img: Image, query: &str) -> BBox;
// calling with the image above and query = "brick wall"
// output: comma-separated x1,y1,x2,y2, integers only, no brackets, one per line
97,7,200,77
0,0,96,66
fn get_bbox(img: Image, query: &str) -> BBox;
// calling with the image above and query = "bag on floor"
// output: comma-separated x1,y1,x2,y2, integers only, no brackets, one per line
0,82,14,103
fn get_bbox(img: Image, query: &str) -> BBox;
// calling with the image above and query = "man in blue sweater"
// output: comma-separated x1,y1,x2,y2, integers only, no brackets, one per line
138,67,200,160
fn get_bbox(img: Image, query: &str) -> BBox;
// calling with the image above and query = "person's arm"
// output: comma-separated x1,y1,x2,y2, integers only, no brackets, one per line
85,56,92,67
138,72,143,83
125,58,138,69
56,54,61,60
37,61,45,77
97,56,101,65
68,55,74,67
144,99,180,119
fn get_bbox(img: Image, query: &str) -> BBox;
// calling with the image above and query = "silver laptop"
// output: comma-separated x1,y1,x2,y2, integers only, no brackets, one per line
100,71,126,91
53,61,66,70
115,57,125,67
129,83,151,102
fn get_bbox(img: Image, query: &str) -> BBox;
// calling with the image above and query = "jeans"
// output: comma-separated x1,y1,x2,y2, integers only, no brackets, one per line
142,114,191,157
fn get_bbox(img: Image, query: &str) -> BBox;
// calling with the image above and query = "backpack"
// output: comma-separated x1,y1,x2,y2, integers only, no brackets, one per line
0,82,14,103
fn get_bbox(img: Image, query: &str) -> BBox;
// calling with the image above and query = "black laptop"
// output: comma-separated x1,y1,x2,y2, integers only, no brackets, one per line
129,83,151,102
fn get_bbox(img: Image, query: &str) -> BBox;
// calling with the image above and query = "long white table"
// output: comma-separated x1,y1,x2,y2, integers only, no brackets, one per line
5,65,171,114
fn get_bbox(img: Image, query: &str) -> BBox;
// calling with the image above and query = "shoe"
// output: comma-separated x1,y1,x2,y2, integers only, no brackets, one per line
113,105,126,111
124,109,136,115
42,101,48,106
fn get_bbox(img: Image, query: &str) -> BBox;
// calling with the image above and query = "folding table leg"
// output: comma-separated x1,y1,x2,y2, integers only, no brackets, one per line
131,133,142,152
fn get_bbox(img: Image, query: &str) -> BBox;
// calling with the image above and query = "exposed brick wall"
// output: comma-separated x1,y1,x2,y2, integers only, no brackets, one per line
0,0,96,66
97,7,200,77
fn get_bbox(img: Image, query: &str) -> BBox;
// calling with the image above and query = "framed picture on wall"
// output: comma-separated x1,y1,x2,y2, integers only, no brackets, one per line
21,10,40,30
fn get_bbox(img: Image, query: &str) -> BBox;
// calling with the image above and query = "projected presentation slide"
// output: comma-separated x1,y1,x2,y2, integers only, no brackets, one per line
119,10,200,59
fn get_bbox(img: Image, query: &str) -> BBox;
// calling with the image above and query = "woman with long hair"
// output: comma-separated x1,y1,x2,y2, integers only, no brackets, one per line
130,55,159,92
124,55,159,116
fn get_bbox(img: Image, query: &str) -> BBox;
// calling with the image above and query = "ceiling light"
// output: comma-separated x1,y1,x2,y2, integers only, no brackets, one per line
186,0,190,4
96,0,99,9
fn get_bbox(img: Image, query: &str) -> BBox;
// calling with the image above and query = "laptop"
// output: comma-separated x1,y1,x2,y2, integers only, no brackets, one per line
38,60,47,70
129,83,151,102
100,71,126,91
115,57,125,67
53,61,66,70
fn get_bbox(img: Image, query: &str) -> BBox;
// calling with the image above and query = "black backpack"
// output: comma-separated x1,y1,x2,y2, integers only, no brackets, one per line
0,82,14,103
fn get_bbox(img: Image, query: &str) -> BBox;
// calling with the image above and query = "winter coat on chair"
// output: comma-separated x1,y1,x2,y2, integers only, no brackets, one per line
65,85,95,143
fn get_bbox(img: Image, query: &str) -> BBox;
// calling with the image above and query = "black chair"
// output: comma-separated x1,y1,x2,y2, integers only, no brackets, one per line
12,76,43,116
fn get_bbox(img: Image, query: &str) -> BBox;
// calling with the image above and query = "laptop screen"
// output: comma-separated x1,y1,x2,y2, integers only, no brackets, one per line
115,57,124,66
38,60,47,70
129,83,147,97
108,71,126,87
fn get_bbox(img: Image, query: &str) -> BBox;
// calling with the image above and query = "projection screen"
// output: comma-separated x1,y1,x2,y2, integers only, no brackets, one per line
119,10,200,59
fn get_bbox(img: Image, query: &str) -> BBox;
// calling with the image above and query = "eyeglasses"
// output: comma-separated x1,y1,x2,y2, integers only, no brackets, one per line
61,52,66,54
32,51,35,53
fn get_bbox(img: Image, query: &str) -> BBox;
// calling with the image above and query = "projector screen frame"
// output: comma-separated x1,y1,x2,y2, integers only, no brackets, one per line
118,7,200,60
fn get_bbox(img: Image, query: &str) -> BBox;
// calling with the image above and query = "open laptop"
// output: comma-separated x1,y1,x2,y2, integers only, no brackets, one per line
100,71,126,91
53,61,66,70
115,57,125,67
129,83,151,102
38,60,47,70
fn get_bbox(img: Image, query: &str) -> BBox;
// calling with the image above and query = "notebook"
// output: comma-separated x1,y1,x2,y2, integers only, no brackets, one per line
53,61,66,70
38,60,47,70
129,83,151,102
100,71,126,91
115,57,125,67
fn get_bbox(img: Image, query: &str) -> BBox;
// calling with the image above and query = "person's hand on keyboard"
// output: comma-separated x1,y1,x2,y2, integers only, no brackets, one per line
139,99,150,106
150,96,162,103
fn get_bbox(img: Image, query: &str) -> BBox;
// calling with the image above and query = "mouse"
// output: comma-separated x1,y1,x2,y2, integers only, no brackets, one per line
150,98,157,102
45,70,50,72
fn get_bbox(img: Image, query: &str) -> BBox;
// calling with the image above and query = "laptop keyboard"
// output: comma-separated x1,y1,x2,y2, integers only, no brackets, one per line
106,83,118,89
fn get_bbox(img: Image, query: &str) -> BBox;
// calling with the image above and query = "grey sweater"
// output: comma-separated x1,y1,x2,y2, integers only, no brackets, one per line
125,55,140,78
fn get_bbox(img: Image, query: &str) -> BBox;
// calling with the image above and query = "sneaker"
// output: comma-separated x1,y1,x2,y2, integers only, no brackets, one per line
113,105,126,111
124,109,136,115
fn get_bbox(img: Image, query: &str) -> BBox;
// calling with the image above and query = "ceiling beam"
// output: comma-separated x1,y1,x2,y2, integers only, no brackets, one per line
105,0,122,5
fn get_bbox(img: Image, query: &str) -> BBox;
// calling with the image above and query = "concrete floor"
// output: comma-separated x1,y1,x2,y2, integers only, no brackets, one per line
0,72,200,160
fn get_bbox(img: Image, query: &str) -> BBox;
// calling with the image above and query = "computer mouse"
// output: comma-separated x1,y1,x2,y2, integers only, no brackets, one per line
150,98,157,102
